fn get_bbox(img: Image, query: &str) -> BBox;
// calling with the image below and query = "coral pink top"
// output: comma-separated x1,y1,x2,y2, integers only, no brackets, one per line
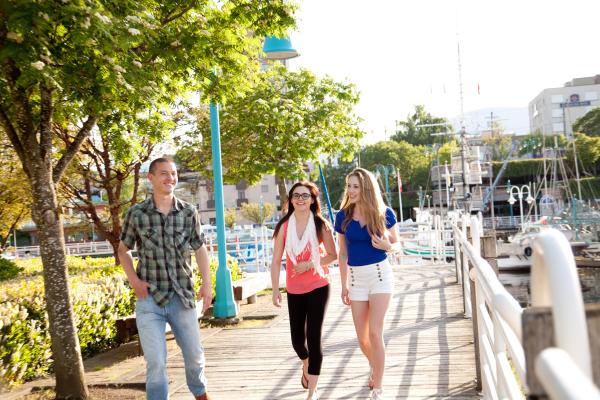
283,220,330,295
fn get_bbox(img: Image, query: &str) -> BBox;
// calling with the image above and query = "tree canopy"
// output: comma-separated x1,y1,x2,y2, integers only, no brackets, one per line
0,136,31,247
573,108,600,137
568,133,600,175
1,1,296,397
391,105,451,146
241,202,275,225
176,65,363,185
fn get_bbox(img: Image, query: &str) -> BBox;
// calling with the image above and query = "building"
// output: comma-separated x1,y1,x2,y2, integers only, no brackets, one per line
176,172,280,226
529,75,600,138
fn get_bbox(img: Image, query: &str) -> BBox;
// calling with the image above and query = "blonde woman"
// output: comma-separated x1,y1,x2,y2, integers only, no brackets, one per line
271,181,338,400
334,168,400,400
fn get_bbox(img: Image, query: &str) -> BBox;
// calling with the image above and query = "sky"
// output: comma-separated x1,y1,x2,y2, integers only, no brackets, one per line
286,0,600,143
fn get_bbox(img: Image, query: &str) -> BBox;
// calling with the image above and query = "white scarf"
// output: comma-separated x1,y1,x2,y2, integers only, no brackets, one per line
285,212,324,276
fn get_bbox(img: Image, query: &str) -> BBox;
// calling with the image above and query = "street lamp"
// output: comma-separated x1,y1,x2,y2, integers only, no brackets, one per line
262,36,299,61
210,36,299,318
209,75,238,318
508,184,534,227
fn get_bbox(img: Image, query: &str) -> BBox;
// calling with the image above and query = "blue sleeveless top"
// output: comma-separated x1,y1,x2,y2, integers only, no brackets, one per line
334,207,397,266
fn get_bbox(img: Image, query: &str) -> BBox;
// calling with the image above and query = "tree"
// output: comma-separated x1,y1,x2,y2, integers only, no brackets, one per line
0,2,295,398
57,111,172,263
438,140,459,165
241,202,275,225
567,133,600,175
0,137,31,249
359,140,430,200
391,105,451,146
482,133,513,161
224,208,238,228
573,108,600,137
176,65,363,209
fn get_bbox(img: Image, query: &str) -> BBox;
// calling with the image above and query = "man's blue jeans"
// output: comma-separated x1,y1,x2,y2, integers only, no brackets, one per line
136,294,207,400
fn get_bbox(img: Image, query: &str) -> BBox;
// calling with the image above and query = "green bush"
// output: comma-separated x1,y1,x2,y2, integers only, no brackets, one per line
0,258,22,281
0,254,241,385
206,255,242,299
0,258,133,385
15,256,115,278
492,158,548,179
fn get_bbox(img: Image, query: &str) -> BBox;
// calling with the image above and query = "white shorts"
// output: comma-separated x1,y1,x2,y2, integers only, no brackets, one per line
348,259,394,301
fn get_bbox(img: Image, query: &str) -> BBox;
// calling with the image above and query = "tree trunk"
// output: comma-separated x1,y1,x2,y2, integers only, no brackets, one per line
108,235,121,265
277,176,288,213
30,167,88,399
2,209,26,250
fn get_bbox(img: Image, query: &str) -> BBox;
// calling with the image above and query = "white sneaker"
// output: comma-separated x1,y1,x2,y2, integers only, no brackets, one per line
308,389,319,400
370,388,384,400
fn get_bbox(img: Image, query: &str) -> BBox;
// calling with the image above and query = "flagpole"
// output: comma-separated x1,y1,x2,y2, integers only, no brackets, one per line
397,169,404,222
444,162,451,210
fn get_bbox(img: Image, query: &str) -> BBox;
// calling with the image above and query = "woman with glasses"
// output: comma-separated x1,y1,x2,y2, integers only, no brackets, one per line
271,181,337,400
335,168,399,400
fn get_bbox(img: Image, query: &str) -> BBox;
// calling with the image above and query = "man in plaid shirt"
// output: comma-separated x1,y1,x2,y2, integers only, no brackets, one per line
119,158,212,400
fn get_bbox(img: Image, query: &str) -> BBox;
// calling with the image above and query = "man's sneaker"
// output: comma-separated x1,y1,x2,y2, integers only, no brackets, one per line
370,388,384,400
195,393,211,400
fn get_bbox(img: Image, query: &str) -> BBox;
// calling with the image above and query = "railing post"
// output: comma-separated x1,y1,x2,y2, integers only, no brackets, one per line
462,214,471,318
522,229,594,397
469,215,483,392
429,222,434,263
453,224,462,284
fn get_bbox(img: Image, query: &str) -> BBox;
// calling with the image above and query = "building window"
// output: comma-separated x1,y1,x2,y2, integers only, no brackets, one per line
261,184,269,193
552,123,563,132
552,109,563,118
585,92,599,101
551,94,564,104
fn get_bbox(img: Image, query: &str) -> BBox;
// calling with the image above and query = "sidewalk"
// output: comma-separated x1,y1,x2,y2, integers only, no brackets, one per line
5,263,479,399
3,289,283,400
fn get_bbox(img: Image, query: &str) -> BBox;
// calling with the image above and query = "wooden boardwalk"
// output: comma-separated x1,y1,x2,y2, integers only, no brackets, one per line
173,261,480,399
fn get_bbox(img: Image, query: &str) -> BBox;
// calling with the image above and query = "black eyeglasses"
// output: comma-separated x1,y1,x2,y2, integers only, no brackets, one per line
292,193,311,200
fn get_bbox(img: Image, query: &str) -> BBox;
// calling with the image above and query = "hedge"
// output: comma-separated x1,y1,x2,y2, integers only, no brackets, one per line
0,255,241,386
492,158,548,179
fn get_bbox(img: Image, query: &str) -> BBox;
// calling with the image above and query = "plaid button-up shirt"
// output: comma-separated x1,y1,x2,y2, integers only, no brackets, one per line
120,196,204,308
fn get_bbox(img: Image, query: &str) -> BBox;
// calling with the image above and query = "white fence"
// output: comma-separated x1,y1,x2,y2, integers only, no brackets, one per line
397,217,455,262
204,226,276,273
12,240,114,259
453,215,599,399
10,228,277,274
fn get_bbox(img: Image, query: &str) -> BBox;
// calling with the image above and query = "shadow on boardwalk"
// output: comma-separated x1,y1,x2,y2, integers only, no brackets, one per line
193,262,480,399
6,261,480,400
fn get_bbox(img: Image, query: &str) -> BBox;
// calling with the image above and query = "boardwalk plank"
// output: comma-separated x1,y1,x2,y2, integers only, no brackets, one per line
169,262,480,399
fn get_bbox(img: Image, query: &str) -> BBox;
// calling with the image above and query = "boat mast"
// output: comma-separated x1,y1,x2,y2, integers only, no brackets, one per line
457,40,470,210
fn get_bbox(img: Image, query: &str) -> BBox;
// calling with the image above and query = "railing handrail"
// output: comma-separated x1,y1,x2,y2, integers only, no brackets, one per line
536,348,600,400
453,215,599,399
531,229,592,378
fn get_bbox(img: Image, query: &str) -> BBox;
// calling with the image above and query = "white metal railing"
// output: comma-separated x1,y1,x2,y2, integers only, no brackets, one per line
483,215,521,229
397,218,455,263
453,216,599,399
11,228,277,274
12,240,114,259
204,226,277,273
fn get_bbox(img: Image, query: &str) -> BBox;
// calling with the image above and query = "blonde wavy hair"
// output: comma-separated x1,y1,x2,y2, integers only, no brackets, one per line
339,168,388,237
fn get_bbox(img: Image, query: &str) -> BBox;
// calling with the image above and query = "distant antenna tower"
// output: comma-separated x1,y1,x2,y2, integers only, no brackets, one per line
457,40,465,131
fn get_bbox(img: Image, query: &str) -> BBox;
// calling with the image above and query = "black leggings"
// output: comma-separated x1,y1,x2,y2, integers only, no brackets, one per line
287,284,330,375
